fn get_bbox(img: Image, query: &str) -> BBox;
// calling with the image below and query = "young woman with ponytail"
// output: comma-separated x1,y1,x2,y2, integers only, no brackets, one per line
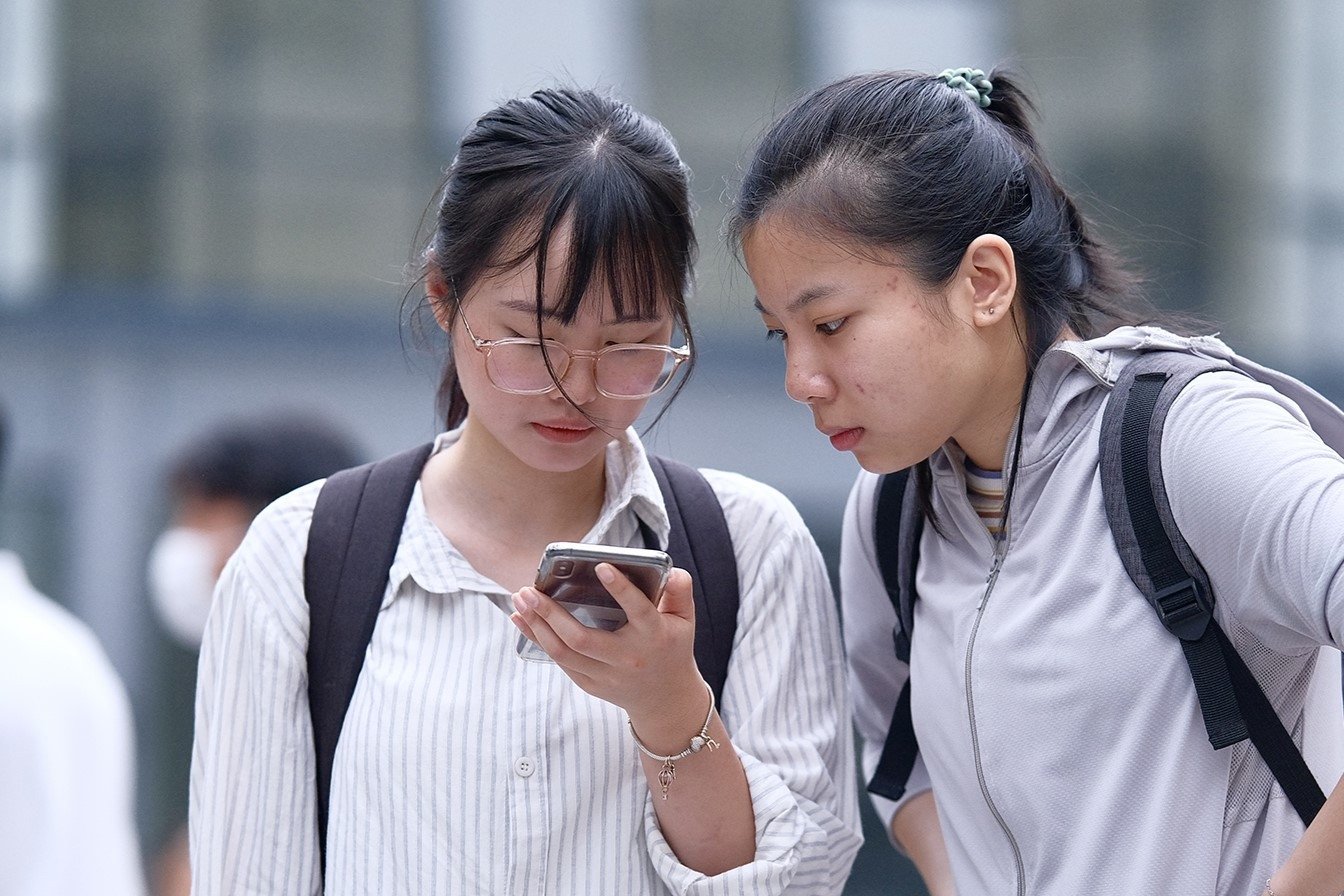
729,68,1344,896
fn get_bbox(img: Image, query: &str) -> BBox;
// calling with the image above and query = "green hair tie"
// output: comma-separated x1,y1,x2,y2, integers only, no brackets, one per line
938,67,993,108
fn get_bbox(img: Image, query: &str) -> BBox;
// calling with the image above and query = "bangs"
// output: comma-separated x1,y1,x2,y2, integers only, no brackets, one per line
493,150,694,325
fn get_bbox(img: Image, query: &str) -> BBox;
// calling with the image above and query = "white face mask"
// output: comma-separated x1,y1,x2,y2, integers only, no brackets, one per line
148,527,219,649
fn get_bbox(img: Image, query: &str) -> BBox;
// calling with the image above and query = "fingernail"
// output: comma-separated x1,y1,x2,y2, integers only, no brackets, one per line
520,588,540,610
596,564,616,584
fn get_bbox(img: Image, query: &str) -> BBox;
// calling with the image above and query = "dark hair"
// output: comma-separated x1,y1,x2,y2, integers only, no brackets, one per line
168,415,362,516
728,68,1160,531
728,68,1150,367
422,87,698,428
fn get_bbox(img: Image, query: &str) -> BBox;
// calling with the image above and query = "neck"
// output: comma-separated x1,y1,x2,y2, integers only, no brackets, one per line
430,418,609,543
953,318,1033,472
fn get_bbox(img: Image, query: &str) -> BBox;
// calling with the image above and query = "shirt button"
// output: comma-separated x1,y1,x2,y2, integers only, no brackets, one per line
514,756,536,778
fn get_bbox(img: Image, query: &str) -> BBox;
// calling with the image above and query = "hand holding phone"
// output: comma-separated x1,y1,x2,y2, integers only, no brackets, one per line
516,542,671,663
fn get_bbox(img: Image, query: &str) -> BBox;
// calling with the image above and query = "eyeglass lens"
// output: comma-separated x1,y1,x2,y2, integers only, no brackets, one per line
487,342,678,397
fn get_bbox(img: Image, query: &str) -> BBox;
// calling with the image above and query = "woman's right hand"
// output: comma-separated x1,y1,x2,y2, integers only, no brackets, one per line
509,564,705,735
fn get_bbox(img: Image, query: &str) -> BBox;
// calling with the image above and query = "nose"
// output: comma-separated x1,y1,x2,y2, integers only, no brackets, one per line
784,348,833,405
554,352,599,405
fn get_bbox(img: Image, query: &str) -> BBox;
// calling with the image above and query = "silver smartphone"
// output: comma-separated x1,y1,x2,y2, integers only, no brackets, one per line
516,541,672,663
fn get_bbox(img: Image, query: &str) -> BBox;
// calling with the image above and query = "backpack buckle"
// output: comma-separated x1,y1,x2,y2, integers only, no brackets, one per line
1152,577,1212,641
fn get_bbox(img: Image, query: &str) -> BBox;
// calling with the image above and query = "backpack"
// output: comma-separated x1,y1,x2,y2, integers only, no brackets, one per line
302,442,740,877
866,349,1342,827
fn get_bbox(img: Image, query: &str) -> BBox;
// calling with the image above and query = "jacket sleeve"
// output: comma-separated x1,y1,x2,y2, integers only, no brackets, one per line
1162,370,1344,654
840,471,933,847
189,489,324,896
644,470,863,895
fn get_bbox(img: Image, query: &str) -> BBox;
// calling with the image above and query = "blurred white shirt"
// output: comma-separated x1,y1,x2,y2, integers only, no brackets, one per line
0,550,146,896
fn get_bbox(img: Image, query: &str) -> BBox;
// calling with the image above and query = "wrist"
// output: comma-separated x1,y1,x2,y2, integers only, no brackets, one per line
627,676,713,757
626,673,709,755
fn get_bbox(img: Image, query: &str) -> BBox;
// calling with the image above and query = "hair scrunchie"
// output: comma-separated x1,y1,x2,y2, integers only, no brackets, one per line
938,67,993,108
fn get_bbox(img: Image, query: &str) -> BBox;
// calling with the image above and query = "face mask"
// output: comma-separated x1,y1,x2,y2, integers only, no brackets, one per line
148,527,219,649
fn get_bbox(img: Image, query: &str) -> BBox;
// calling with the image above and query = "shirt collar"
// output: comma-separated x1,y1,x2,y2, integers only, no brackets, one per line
387,427,672,600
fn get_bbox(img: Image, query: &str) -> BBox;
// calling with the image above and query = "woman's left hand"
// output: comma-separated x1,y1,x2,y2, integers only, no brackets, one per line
510,564,708,742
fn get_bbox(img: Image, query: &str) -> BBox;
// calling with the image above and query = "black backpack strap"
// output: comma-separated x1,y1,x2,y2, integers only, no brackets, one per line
1100,353,1325,825
304,441,433,877
646,455,740,710
867,466,925,801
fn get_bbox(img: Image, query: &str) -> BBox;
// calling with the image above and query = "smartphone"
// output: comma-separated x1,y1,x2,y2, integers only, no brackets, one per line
516,541,672,663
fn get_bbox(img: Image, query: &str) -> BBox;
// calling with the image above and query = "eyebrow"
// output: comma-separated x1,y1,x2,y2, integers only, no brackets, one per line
498,298,663,324
753,285,838,316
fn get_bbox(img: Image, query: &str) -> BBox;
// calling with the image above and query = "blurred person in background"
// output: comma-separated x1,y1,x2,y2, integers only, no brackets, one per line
147,414,361,896
0,403,147,896
731,68,1344,896
148,414,364,651
189,86,861,895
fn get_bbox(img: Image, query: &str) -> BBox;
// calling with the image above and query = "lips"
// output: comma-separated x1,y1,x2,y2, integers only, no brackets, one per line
532,420,595,444
820,425,864,452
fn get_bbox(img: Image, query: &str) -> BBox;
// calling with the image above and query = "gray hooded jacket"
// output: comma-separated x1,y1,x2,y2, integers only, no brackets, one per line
842,327,1344,896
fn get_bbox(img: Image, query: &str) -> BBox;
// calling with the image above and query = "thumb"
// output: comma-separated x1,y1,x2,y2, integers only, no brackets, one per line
657,567,696,622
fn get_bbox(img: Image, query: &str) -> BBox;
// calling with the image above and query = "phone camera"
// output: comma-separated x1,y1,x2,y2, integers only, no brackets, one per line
553,559,575,578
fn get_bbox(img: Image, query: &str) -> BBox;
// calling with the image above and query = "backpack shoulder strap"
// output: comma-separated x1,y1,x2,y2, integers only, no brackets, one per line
304,441,433,876
646,455,740,711
1099,351,1325,825
866,466,924,800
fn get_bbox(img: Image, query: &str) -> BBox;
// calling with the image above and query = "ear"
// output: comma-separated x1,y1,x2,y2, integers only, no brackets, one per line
956,234,1017,329
425,266,454,333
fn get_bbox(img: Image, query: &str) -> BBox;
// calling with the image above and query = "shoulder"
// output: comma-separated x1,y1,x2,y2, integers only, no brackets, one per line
691,467,833,587
0,575,130,727
1161,368,1326,475
696,467,809,537
214,479,326,645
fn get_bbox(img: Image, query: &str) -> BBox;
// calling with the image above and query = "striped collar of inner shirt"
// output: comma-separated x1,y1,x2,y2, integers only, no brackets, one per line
964,458,1005,537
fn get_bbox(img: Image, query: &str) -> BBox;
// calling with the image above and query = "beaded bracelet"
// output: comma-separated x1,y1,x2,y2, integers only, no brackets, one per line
628,682,719,800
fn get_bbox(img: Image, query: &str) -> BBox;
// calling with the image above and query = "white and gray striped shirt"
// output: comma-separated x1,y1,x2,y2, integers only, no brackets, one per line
189,429,861,895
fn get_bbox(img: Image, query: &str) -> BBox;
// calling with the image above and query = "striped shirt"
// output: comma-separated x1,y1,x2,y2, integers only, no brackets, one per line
964,459,1006,537
189,429,861,895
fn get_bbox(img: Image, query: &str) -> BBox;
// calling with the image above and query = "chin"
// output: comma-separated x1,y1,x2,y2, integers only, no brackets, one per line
522,435,616,475
854,445,923,476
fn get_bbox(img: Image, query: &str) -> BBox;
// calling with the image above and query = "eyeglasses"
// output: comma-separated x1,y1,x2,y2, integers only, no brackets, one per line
456,304,691,399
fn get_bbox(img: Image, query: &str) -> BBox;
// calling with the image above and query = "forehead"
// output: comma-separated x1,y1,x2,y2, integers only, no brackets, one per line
468,216,677,325
743,216,915,314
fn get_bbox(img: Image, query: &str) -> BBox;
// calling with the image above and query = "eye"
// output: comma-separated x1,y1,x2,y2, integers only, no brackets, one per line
817,317,847,336
764,327,787,342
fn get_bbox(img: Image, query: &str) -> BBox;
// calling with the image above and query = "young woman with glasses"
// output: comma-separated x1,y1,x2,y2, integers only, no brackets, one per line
188,87,861,895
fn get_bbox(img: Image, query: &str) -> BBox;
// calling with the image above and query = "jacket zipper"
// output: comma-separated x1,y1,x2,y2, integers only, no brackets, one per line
965,547,1027,896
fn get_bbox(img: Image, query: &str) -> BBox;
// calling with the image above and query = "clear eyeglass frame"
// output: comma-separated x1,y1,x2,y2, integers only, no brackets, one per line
456,302,691,400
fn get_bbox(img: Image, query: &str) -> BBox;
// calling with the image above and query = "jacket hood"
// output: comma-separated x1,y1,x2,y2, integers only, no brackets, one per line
929,325,1344,538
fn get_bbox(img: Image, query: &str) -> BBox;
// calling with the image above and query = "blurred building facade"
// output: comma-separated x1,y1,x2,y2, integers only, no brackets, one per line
2,0,1342,892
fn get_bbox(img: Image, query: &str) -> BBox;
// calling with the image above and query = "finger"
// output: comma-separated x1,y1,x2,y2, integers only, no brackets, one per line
654,567,696,622
594,563,661,625
509,611,539,644
514,588,610,673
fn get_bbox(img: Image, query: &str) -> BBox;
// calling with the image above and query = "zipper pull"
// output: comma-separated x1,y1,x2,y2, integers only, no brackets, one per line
985,552,1004,584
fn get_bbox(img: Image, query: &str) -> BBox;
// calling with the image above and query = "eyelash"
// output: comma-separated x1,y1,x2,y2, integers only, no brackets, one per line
764,317,847,342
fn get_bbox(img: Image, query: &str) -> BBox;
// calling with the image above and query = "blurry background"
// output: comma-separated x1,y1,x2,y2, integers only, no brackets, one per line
2,0,1342,892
